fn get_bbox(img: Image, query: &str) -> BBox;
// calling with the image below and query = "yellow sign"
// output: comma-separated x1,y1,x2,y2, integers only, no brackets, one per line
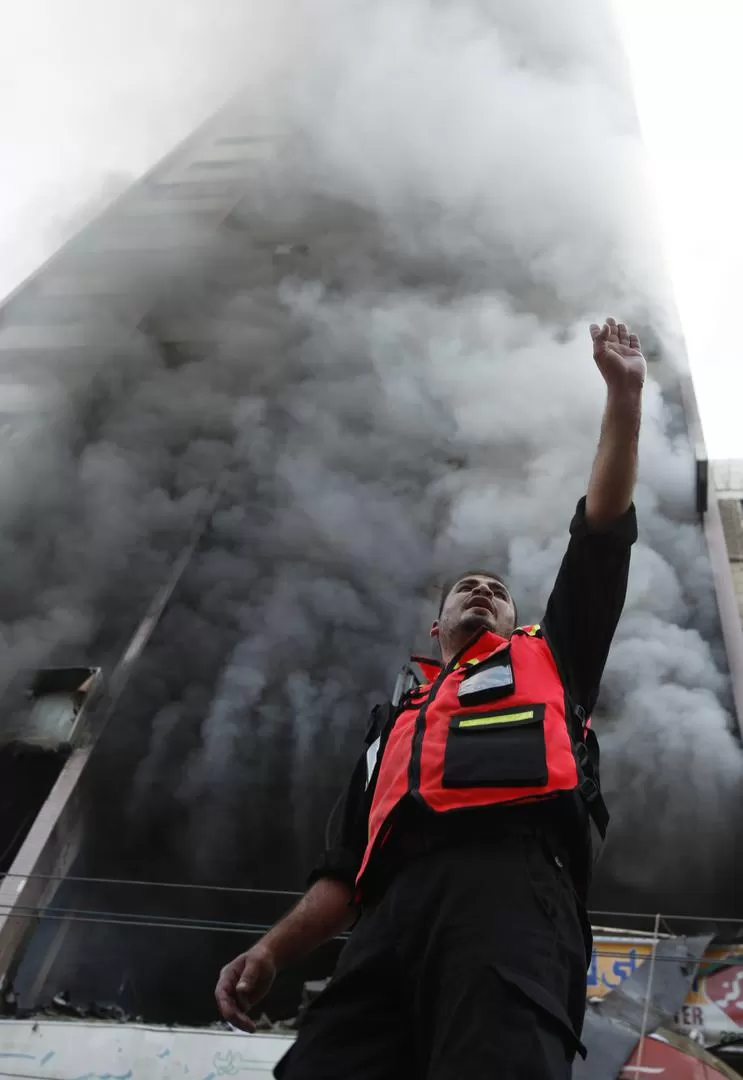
589,937,743,1016
588,937,650,997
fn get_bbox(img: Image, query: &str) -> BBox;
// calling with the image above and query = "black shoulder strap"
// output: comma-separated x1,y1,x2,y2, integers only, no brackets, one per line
539,623,610,839
362,663,421,790
570,705,609,838
392,663,423,706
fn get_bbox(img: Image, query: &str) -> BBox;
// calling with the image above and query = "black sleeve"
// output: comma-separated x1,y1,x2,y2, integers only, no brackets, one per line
542,496,637,717
307,752,370,891
307,702,395,890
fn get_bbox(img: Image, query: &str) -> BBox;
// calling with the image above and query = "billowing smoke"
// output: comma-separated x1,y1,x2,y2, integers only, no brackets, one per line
3,0,742,1014
0,0,289,298
266,0,743,903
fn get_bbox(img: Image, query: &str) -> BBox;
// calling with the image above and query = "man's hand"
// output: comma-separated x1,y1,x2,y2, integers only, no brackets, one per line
585,317,644,527
590,317,646,395
215,944,277,1032
214,879,355,1031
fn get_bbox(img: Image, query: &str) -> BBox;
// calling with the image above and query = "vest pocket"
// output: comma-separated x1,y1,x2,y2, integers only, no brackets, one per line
443,704,548,788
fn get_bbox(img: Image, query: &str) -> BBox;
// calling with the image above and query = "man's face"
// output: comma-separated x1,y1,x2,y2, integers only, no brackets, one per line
432,574,516,651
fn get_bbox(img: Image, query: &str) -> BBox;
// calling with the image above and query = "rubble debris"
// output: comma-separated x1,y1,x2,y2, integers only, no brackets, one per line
1,983,18,1016
252,1013,297,1034
17,992,144,1024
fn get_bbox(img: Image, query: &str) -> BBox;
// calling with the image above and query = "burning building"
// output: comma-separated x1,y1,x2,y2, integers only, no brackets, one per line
1,0,742,1075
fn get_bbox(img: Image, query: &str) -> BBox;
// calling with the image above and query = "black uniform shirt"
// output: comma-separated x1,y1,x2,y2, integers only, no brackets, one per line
310,497,637,897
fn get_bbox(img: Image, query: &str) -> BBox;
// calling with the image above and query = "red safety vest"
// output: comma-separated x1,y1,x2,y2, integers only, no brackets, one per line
356,624,591,888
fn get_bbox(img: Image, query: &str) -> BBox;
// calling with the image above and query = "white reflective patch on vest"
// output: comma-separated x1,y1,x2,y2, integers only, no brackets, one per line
458,662,513,699
365,736,381,787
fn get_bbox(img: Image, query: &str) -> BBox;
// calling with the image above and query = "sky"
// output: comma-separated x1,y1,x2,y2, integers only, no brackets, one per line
0,0,740,457
0,0,286,300
612,0,743,459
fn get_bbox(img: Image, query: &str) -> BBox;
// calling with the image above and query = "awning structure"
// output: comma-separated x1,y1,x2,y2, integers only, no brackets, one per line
621,1028,741,1079
575,929,740,1079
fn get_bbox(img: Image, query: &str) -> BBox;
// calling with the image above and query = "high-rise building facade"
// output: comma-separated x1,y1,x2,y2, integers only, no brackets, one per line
715,461,743,619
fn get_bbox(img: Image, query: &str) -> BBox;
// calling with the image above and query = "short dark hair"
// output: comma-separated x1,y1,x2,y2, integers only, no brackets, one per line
438,571,517,624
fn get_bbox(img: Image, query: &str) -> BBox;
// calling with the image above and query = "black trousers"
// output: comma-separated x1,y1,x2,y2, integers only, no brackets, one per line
275,827,590,1080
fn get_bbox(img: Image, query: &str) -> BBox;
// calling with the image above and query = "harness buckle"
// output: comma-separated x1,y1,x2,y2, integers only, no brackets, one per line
578,776,600,804
574,741,590,768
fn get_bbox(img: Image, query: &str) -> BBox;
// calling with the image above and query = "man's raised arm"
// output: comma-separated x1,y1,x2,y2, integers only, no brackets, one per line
542,318,643,718
585,317,646,528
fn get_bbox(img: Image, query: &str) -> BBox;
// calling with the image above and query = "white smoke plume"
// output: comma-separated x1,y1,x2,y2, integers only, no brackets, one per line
1,0,740,939
0,0,288,297
271,0,743,901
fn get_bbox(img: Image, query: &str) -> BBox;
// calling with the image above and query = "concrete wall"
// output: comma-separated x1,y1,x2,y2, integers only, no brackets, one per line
714,461,743,625
0,1020,292,1080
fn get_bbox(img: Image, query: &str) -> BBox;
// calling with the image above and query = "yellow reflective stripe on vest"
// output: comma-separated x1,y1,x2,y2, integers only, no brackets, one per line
458,709,535,728
452,657,479,671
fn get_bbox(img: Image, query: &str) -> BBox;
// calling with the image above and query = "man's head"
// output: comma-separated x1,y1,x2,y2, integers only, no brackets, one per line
431,572,517,663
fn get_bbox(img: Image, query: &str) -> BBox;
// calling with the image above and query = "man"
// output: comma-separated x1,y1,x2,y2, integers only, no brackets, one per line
216,318,645,1078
